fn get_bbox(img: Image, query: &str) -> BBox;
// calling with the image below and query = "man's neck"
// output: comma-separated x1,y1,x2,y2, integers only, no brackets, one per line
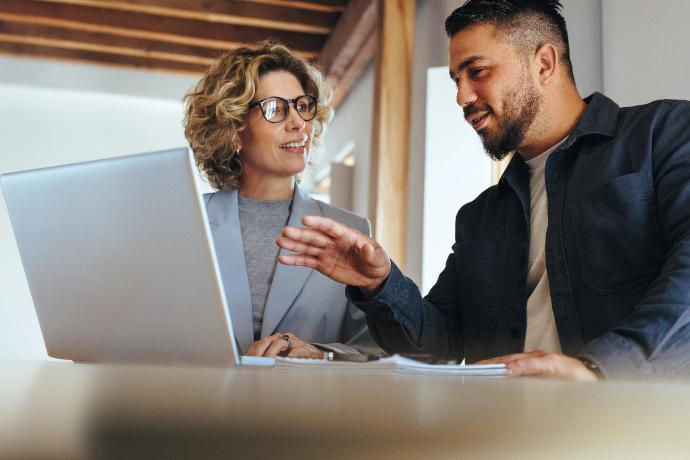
518,90,588,161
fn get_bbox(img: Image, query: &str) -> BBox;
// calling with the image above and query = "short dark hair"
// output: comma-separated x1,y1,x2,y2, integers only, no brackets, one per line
445,0,575,82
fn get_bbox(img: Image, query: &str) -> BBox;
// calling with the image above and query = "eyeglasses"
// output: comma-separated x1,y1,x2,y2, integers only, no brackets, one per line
248,95,317,123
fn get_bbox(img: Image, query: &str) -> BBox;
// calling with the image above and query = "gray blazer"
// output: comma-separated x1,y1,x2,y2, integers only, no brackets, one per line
204,185,381,356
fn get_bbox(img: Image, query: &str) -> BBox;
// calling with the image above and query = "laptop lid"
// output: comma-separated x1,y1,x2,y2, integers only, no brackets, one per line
1,148,240,367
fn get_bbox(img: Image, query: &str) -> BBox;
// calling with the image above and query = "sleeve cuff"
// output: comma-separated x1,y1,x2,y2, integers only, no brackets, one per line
345,261,405,317
577,357,605,381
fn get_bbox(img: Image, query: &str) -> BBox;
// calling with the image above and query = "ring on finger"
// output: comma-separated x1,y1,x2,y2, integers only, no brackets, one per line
281,334,292,350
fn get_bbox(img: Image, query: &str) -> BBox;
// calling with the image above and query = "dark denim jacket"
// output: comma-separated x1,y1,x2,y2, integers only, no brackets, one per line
348,93,690,381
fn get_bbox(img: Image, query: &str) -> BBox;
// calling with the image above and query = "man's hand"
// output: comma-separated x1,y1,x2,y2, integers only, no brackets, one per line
277,215,391,299
477,350,599,382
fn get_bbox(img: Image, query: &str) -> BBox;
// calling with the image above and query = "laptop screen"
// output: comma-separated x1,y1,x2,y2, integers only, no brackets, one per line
1,148,239,367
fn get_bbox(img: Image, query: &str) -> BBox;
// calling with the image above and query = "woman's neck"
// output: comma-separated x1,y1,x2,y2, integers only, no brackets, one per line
238,175,295,201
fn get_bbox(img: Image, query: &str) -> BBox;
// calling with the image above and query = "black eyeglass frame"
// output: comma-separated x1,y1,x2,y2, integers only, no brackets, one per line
248,95,318,123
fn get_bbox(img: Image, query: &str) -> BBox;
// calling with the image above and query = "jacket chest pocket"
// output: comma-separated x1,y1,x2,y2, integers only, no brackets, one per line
572,172,666,295
454,241,508,339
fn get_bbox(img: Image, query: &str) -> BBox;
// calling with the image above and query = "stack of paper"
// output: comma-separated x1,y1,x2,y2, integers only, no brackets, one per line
273,354,508,377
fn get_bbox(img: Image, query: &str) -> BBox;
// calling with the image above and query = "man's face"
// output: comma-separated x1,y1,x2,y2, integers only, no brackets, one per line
449,23,542,161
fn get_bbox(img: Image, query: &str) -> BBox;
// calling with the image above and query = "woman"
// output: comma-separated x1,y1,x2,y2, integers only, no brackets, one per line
183,41,380,359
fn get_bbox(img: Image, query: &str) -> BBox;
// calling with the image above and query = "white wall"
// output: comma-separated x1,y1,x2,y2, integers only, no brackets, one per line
0,57,200,360
422,67,491,295
407,0,468,286
0,54,199,100
561,0,604,98
602,0,690,105
310,61,374,219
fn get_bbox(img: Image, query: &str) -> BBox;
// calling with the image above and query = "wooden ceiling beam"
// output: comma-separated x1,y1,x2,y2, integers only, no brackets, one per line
0,0,325,53
0,40,207,74
329,27,376,109
317,0,377,108
0,33,215,65
34,0,338,35
0,0,372,103
0,20,222,65
318,0,377,80
236,0,347,13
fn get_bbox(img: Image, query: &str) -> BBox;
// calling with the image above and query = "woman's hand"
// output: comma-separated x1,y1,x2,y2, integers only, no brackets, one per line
246,333,325,359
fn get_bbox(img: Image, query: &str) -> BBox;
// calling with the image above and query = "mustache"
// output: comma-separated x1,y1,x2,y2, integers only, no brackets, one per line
463,104,493,119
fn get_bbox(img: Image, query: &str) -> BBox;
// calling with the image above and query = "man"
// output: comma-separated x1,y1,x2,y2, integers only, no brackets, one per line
277,0,690,381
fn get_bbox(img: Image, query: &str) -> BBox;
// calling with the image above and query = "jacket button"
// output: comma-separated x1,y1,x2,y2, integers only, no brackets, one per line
511,327,521,338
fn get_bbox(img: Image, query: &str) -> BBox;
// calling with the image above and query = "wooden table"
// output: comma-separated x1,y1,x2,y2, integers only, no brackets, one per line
1,359,689,459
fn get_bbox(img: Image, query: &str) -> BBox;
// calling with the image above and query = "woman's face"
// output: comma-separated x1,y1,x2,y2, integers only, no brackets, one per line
237,70,315,185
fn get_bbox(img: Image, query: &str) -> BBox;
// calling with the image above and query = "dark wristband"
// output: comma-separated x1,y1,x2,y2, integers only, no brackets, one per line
578,357,605,381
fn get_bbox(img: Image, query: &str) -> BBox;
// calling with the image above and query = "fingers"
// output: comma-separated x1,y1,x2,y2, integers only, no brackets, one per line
277,253,321,269
279,216,346,244
504,355,557,378
246,333,324,359
246,333,290,357
356,242,376,264
287,349,322,359
276,235,326,256
475,356,509,365
264,336,290,357
508,354,597,381
286,343,325,359
301,215,352,239
276,227,333,269
355,240,391,269
477,351,598,382
476,350,550,365
280,227,337,249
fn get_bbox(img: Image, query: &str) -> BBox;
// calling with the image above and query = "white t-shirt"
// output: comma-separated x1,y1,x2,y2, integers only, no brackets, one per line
522,138,567,353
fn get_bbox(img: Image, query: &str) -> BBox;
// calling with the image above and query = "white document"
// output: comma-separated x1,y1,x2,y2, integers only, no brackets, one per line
273,354,508,377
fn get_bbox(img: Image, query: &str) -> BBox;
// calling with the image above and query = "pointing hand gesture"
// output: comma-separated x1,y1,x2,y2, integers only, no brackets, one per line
277,216,391,299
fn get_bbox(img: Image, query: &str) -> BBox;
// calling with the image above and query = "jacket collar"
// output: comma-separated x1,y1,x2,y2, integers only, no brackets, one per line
206,188,254,353
570,92,619,141
495,92,620,199
260,184,320,338
205,184,320,353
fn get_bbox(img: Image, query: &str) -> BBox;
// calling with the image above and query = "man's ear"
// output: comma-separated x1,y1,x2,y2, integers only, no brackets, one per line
533,43,559,86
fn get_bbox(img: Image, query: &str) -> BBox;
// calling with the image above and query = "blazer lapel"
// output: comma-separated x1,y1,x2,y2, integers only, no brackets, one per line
206,190,255,354
260,185,318,337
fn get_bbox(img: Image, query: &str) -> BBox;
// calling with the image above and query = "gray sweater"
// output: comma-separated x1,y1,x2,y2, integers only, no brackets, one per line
237,195,293,341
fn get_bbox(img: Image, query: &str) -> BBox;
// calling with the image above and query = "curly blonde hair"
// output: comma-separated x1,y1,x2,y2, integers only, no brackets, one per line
183,40,334,191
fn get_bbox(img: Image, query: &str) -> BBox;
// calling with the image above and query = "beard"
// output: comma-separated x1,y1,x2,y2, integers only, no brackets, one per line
465,71,543,162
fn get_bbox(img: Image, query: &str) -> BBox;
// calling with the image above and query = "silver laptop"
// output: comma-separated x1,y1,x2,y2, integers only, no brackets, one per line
1,148,241,367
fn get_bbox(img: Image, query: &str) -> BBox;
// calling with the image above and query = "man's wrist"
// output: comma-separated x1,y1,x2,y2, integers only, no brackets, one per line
359,273,390,299
578,357,605,381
